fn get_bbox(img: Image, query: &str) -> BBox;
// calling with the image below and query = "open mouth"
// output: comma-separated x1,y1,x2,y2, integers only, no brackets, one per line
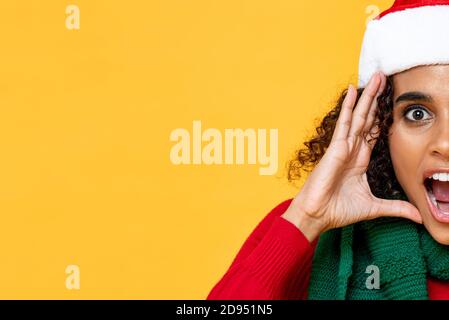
424,176,449,223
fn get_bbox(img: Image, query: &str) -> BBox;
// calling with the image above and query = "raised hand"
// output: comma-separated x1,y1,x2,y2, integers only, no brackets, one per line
282,72,422,242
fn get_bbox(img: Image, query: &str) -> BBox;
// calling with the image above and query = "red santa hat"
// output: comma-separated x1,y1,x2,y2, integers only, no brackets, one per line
358,0,449,87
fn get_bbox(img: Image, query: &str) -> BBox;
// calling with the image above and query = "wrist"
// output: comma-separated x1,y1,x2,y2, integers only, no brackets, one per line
281,203,325,243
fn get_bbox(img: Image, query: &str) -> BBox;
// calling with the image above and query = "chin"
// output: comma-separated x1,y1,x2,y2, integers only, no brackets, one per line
420,198,449,245
424,224,449,245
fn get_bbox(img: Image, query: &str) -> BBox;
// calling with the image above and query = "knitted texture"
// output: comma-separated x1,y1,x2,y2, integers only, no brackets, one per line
307,217,449,300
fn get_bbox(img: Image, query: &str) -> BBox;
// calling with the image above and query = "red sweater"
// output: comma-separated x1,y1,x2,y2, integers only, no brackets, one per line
207,198,449,300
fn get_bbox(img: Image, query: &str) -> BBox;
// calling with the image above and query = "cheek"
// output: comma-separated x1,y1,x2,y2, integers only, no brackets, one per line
388,124,425,190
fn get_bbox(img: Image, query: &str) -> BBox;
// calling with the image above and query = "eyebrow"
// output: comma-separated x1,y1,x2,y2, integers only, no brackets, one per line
395,91,433,104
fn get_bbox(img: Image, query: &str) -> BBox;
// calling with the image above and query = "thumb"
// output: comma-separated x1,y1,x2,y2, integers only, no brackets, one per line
370,197,423,224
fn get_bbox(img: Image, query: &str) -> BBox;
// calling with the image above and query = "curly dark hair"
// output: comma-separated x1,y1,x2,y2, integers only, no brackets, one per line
287,76,407,201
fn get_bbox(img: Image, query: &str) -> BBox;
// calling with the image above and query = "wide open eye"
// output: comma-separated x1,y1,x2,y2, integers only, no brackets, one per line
403,105,432,122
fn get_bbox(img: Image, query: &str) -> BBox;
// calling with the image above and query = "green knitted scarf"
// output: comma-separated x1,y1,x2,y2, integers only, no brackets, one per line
307,216,449,300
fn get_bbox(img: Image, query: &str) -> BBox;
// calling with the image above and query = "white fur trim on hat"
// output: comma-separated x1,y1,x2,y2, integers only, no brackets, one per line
358,5,449,87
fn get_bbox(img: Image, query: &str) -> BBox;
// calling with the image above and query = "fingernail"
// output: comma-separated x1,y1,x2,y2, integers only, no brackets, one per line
369,72,379,86
377,81,385,95
375,71,381,81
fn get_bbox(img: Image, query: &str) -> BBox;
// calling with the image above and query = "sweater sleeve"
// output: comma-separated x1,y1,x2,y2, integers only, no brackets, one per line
206,199,318,300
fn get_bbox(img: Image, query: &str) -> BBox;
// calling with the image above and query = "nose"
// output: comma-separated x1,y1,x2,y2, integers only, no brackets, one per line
430,116,449,161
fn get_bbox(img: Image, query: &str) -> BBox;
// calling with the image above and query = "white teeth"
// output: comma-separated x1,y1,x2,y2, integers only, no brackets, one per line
430,173,449,181
427,183,449,216
427,173,449,217
429,188,437,205
428,188,442,211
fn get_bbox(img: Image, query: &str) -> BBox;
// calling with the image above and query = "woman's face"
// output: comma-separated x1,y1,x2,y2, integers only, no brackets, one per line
389,64,449,244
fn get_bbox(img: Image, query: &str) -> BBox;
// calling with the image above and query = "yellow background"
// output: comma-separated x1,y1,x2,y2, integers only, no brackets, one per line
0,0,392,299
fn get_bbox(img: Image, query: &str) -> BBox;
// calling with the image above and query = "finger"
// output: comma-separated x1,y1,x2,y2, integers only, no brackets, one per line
362,73,386,148
370,197,423,224
348,72,381,138
363,72,386,134
331,84,357,143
